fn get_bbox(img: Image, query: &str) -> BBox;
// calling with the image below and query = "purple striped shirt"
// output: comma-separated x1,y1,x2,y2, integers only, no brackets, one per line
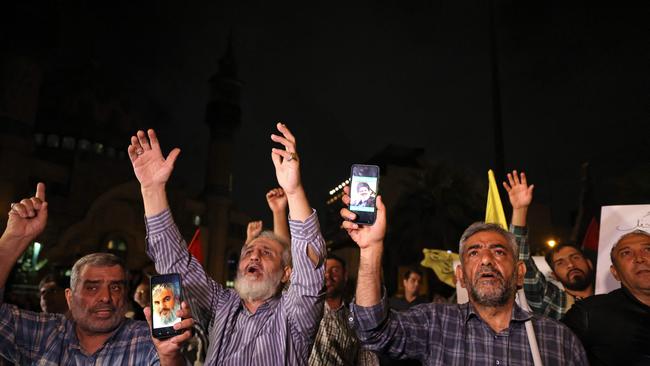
145,209,326,366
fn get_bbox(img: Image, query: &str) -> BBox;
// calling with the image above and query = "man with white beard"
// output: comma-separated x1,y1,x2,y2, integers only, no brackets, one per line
152,283,181,326
128,123,325,365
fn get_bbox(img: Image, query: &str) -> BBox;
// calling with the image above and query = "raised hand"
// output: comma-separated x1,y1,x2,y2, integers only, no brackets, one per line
145,301,194,366
266,188,288,214
128,129,181,191
4,183,48,243
270,123,302,196
246,220,263,244
502,170,534,210
340,186,386,250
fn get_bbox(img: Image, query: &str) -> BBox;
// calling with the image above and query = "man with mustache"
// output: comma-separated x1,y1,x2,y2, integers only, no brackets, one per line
309,254,378,365
503,170,594,319
340,186,588,365
562,230,650,366
0,183,193,365
152,283,181,326
129,124,325,365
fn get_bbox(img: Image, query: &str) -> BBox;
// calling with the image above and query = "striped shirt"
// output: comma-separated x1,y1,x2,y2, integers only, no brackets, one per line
0,294,159,365
309,302,378,366
145,209,326,366
513,225,569,320
350,296,589,365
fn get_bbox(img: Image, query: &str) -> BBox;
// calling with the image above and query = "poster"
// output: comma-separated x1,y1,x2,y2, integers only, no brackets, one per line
596,204,650,294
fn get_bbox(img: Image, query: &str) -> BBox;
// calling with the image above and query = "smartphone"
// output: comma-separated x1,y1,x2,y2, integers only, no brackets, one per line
150,273,183,339
349,164,380,225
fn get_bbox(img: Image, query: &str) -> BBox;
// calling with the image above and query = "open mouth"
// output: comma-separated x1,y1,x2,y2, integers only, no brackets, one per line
246,264,262,275
476,271,502,284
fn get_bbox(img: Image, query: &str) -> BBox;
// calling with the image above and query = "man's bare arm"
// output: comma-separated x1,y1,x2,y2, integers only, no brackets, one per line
340,186,386,307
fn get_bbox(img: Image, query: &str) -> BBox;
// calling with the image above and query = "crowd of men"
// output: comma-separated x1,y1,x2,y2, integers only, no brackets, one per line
0,125,648,365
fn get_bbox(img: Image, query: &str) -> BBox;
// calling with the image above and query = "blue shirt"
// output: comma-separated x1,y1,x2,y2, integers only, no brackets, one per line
0,292,159,365
351,296,588,366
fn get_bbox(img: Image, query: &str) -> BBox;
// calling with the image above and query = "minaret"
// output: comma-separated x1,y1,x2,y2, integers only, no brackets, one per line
203,34,242,282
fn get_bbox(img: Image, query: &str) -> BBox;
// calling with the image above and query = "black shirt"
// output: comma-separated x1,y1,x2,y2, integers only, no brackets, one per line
562,287,650,366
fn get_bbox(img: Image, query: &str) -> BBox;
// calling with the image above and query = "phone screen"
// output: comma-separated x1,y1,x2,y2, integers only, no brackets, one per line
349,164,380,224
150,273,183,339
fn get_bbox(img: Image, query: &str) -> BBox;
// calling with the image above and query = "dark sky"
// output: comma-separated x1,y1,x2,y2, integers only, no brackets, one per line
5,1,649,234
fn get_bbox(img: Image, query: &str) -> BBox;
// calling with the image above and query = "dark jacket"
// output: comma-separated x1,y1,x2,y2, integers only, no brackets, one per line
562,287,650,366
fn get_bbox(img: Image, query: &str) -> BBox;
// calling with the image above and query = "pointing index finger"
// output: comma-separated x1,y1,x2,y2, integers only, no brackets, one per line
35,183,46,201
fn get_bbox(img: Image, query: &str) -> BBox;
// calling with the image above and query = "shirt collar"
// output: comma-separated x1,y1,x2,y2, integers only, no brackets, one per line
324,300,346,312
240,294,281,314
462,301,532,324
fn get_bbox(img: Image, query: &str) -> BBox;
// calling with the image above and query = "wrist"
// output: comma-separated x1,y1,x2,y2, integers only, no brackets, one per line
359,244,383,260
141,184,166,195
141,187,169,217
511,207,528,227
159,352,185,366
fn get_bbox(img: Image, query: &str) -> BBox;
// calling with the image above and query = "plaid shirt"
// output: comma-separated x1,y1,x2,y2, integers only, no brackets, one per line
0,292,159,365
309,302,378,366
350,296,589,366
512,225,569,320
146,209,326,366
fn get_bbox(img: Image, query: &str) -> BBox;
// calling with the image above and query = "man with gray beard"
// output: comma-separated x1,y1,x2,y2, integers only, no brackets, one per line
339,186,588,365
129,124,325,365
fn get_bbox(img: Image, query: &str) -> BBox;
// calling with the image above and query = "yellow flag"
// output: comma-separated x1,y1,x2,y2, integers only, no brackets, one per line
421,249,459,288
485,169,507,229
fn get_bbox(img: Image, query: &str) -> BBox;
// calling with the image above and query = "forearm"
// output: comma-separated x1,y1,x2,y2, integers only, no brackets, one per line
272,210,290,243
356,246,383,307
0,235,31,289
511,207,528,227
286,187,311,223
142,186,170,217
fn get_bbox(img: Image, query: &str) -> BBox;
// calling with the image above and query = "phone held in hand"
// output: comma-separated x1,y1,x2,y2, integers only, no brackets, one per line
349,164,380,225
150,273,183,339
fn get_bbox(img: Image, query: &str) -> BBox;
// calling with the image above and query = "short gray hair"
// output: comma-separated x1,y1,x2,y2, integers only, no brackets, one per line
458,222,518,264
243,230,292,268
70,253,127,291
610,230,650,267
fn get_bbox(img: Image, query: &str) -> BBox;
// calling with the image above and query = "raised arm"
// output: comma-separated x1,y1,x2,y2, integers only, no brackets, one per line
503,170,564,318
129,129,222,328
245,220,263,244
503,170,534,227
270,122,326,338
0,183,48,289
340,186,386,307
341,194,431,359
266,187,290,243
0,184,51,363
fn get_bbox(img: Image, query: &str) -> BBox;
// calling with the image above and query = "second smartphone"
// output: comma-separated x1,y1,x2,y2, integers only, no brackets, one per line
150,273,183,339
349,164,380,225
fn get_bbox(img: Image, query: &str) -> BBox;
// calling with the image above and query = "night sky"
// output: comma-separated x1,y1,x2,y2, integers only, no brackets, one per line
4,2,649,237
